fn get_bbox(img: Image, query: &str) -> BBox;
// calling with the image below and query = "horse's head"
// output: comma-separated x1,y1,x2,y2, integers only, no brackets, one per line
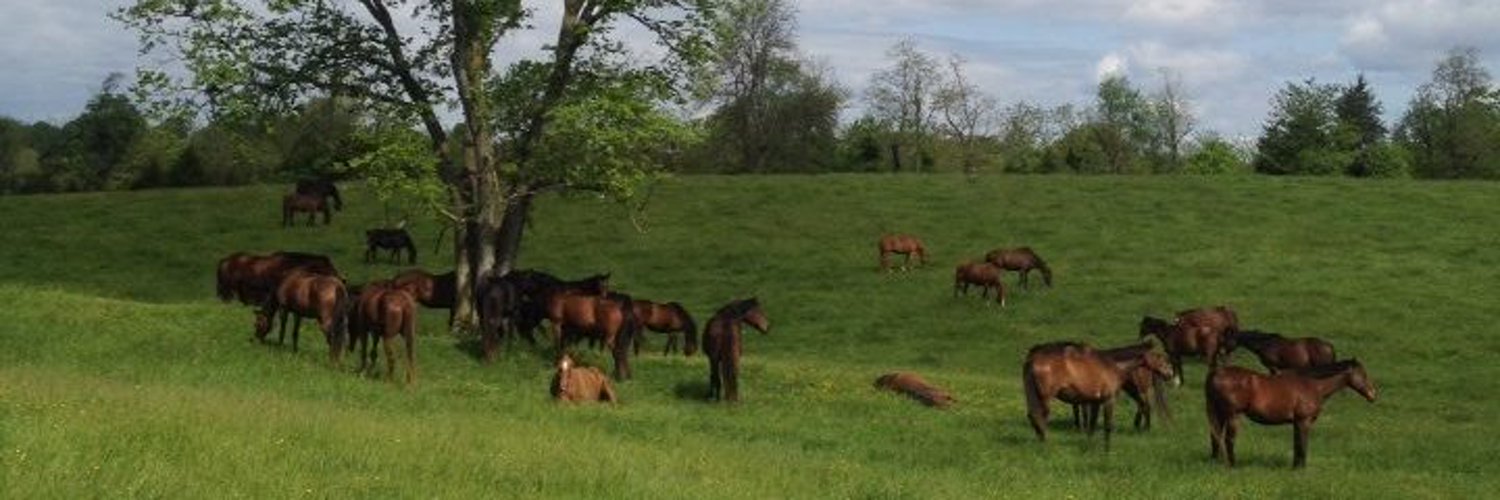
1141,351,1174,380
742,298,770,335
1346,359,1377,402
556,352,576,372
1139,316,1169,339
254,311,273,339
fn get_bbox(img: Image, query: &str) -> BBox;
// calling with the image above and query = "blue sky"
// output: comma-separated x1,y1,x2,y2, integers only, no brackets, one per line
3,0,1499,138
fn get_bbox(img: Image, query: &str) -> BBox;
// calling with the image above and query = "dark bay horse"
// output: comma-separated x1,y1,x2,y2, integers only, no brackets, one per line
282,193,332,226
1206,360,1376,468
984,247,1052,289
702,298,770,402
392,269,456,328
953,261,1006,306
547,290,638,379
506,270,610,342
1071,342,1173,431
878,234,928,272
218,251,339,306
1139,306,1239,384
1232,330,1337,373
630,299,698,356
295,178,342,211
365,228,416,265
349,284,418,385
1022,341,1173,449
255,270,349,366
477,274,520,363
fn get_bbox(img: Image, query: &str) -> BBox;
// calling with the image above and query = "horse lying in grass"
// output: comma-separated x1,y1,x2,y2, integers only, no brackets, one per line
874,372,955,409
551,352,617,403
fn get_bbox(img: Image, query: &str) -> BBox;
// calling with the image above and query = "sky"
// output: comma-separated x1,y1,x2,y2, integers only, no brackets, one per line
3,0,1499,138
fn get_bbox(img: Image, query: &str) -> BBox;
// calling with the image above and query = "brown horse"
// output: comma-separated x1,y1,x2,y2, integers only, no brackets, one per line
217,251,340,306
630,299,698,356
953,261,1006,306
365,228,416,265
702,298,770,402
983,246,1053,289
1071,342,1173,431
295,178,342,211
546,289,638,380
1206,360,1376,468
282,192,331,226
1022,341,1173,449
1231,330,1337,373
347,280,393,371
1139,306,1239,384
392,269,456,328
874,372,956,408
878,234,928,272
551,352,618,403
255,270,349,366
348,280,418,384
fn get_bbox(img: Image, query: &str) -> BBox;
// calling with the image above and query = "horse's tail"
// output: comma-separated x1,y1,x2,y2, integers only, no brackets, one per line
1152,369,1173,423
216,259,235,302
330,285,351,354
1022,361,1045,424
669,302,698,356
329,184,343,211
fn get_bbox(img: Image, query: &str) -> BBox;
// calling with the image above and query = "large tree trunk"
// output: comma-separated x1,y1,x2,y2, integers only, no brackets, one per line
493,190,533,276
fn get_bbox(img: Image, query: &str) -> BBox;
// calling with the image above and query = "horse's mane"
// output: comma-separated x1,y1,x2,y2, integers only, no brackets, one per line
1234,329,1284,348
1294,359,1359,378
1139,316,1173,331
1097,341,1154,360
715,298,760,320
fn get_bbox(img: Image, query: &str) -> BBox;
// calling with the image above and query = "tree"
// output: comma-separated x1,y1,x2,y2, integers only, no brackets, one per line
1395,47,1500,179
865,38,940,172
1183,135,1248,175
933,55,999,178
1092,74,1153,173
1151,69,1195,173
1335,74,1386,177
708,0,797,172
117,0,718,333
997,102,1046,173
1254,79,1346,175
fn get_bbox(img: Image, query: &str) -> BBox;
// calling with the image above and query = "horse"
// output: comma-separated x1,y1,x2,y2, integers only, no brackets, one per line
1206,360,1377,468
353,287,417,385
874,372,956,409
551,352,618,403
629,299,698,356
1138,306,1239,384
347,280,393,373
475,274,519,363
282,193,332,226
1231,329,1337,373
702,298,770,402
546,289,638,380
254,269,350,367
1070,342,1173,431
878,234,928,272
218,251,340,306
953,261,1007,306
365,228,416,265
983,246,1053,289
391,269,456,328
1022,341,1173,449
295,178,342,211
504,270,610,342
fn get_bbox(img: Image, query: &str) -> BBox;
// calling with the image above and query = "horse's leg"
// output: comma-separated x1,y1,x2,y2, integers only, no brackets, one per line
664,332,677,356
1103,398,1116,451
1028,395,1050,442
1293,419,1311,468
277,309,289,345
1071,404,1082,430
1207,406,1223,462
403,330,416,386
292,315,303,352
383,334,397,383
1172,354,1184,387
1224,416,1241,467
707,358,721,401
724,355,740,402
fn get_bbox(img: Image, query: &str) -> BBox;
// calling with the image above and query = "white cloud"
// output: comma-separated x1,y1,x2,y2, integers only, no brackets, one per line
1095,53,1129,81
1338,0,1500,72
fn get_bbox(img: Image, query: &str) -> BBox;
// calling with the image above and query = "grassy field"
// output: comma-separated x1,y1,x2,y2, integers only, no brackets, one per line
1,174,1497,498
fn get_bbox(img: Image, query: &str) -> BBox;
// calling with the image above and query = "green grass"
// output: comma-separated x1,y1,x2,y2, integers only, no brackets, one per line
1,174,1497,498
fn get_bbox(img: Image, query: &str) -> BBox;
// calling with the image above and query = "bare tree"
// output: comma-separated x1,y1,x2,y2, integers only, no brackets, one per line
933,55,998,178
865,38,941,172
712,0,798,172
1153,68,1196,171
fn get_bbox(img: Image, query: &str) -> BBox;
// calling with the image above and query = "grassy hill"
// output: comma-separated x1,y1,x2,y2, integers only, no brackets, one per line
1,174,1496,498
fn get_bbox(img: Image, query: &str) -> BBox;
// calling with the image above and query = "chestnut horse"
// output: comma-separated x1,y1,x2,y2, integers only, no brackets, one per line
1022,341,1173,449
282,192,332,226
1206,360,1376,468
983,247,1053,289
1138,306,1239,384
392,269,456,328
218,251,340,306
702,298,770,402
953,261,1006,306
551,352,618,403
1231,329,1337,373
1071,342,1173,430
547,289,637,380
295,178,342,211
630,299,698,356
363,288,418,385
878,234,928,272
254,270,349,366
347,280,393,372
874,372,956,409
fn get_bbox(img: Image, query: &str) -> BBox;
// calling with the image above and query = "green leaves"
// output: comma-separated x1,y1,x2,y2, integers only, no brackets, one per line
342,127,448,223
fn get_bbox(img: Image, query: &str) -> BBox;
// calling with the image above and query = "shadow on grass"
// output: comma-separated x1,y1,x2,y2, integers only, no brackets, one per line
673,379,713,403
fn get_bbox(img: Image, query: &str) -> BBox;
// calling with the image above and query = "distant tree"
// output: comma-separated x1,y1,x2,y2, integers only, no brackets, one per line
1395,47,1500,179
708,0,797,172
1092,74,1154,173
997,101,1046,173
1151,69,1195,172
933,55,999,178
838,116,887,172
865,38,941,172
1336,74,1386,177
1184,134,1248,175
1255,79,1346,175
59,74,148,190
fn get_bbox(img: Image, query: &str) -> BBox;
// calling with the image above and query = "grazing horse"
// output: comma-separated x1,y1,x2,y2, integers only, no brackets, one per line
702,298,770,402
218,251,340,306
360,288,418,385
506,270,610,342
874,372,956,409
1022,341,1173,449
953,261,1007,306
391,269,456,328
546,288,637,380
983,247,1053,289
282,193,332,226
1206,360,1377,468
365,228,417,265
295,178,342,211
1139,306,1239,384
629,299,699,356
878,234,928,272
1232,330,1337,373
1071,342,1173,431
254,270,349,366
551,352,618,403
476,274,520,363
347,280,393,372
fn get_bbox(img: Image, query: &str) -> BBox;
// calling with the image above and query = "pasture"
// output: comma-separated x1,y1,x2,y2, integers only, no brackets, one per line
1,174,1496,498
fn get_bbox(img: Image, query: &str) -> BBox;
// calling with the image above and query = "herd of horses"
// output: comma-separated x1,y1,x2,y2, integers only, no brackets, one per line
881,233,1377,468
216,182,1376,470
